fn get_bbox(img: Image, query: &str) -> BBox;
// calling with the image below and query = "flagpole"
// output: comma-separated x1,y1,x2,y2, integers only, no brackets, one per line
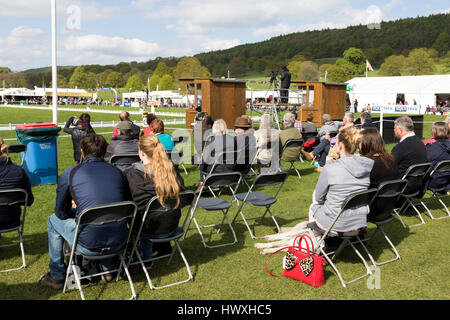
51,0,58,125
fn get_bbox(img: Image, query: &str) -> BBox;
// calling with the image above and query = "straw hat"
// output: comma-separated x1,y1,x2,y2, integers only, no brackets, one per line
233,116,252,128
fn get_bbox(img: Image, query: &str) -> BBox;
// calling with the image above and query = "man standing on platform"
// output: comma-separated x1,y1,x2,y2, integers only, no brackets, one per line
280,66,291,104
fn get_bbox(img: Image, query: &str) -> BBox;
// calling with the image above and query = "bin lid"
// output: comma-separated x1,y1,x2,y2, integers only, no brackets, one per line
16,123,58,129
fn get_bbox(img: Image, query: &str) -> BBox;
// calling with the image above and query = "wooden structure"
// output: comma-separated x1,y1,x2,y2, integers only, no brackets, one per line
180,78,247,129
291,81,347,127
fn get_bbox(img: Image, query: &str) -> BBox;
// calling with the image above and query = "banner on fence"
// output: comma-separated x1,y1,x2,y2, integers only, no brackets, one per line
371,104,422,114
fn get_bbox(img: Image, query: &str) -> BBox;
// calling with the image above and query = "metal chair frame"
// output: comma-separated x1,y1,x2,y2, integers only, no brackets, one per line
127,191,196,290
0,189,29,272
420,160,450,220
280,139,304,179
62,201,138,300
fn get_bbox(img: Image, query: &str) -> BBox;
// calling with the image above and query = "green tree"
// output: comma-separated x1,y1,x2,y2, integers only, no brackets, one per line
325,65,349,83
441,56,450,73
49,74,68,88
432,32,450,57
319,64,334,80
153,62,172,78
298,61,319,81
379,55,406,76
404,48,436,75
287,60,303,80
0,67,11,74
173,57,210,80
69,66,87,89
228,58,247,77
149,74,160,91
159,74,175,90
85,72,98,90
105,71,125,88
124,74,144,92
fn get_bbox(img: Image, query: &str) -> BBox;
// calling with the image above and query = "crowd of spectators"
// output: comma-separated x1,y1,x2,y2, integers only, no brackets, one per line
1,108,449,290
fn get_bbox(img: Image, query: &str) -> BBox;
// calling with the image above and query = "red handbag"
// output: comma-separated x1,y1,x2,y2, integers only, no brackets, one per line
265,234,327,287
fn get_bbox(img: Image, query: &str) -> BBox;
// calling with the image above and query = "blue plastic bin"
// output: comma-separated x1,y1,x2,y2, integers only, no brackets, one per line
15,123,61,186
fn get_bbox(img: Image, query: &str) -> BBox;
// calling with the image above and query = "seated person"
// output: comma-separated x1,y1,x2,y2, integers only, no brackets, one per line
279,112,303,162
233,116,257,175
422,121,450,194
105,121,139,166
301,113,318,145
193,114,214,164
359,112,374,129
360,128,399,220
112,111,140,140
309,127,374,234
0,138,34,230
126,134,184,265
151,119,175,151
254,114,279,169
309,114,339,171
196,119,235,193
140,113,158,137
38,134,131,289
325,112,356,162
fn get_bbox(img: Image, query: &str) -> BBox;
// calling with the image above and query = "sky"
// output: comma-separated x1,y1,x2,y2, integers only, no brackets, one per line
0,0,448,71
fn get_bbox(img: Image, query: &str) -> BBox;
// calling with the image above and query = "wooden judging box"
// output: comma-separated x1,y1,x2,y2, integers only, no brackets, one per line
180,78,247,129
292,81,347,127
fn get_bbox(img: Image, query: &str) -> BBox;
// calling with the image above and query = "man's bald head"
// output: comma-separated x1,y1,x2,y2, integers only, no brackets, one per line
119,111,130,121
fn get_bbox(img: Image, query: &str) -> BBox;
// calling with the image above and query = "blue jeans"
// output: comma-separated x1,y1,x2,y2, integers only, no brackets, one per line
47,214,116,281
313,139,331,167
139,229,177,261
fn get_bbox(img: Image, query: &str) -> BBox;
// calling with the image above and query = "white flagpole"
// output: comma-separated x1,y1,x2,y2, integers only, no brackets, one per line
51,0,58,124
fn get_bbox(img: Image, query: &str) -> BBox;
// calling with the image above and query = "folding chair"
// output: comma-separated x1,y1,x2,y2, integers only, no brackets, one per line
0,189,28,272
361,179,408,267
7,144,26,166
230,171,288,239
280,139,304,179
172,135,190,175
393,163,432,228
421,160,450,219
167,149,188,175
127,191,196,290
63,201,138,300
307,188,378,287
184,172,242,248
109,153,140,172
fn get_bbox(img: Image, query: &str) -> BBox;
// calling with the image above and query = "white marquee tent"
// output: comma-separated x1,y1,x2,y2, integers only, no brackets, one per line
346,75,450,113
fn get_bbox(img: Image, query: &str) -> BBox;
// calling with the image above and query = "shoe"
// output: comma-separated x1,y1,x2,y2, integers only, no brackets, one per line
38,272,64,290
101,273,114,283
194,182,203,194
301,150,314,161
314,166,323,173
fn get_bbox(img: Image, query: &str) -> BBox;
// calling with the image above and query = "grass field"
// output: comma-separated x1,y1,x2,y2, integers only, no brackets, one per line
0,107,449,301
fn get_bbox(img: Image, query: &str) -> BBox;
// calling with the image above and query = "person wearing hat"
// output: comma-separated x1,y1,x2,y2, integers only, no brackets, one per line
105,120,139,167
234,115,257,175
111,111,140,140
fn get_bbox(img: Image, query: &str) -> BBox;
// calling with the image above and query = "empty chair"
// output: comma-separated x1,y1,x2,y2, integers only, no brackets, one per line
231,171,288,239
184,172,242,248
6,144,27,166
362,179,408,267
280,139,304,179
109,154,140,172
167,149,188,175
307,188,378,287
0,189,29,272
421,160,450,219
63,201,138,300
127,191,196,290
393,163,433,228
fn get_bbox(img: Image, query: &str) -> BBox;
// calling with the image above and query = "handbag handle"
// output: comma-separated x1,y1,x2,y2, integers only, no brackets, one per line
264,246,291,277
292,234,314,257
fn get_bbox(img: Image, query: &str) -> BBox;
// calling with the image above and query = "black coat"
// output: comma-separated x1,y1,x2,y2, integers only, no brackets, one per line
126,163,185,235
280,70,291,89
423,139,450,193
0,158,34,229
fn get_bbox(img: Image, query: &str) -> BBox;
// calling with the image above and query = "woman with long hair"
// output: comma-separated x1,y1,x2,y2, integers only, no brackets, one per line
0,137,34,230
64,113,95,163
126,134,184,264
254,113,279,168
360,128,399,220
309,127,374,234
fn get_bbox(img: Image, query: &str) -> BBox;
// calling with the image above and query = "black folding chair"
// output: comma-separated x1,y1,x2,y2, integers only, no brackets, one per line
109,154,140,172
166,149,188,175
307,188,378,287
393,163,433,228
0,189,29,272
172,135,191,174
230,171,288,239
6,144,26,166
127,191,195,290
184,172,242,248
63,201,138,300
362,179,408,267
280,139,304,179
421,160,450,219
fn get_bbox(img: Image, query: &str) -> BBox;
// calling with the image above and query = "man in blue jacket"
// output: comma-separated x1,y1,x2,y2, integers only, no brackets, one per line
38,134,130,289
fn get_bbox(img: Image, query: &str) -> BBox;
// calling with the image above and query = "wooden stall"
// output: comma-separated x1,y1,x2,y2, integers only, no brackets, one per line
292,81,347,126
180,78,247,129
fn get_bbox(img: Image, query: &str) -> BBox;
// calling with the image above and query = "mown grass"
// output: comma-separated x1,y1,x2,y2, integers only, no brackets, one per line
0,108,449,300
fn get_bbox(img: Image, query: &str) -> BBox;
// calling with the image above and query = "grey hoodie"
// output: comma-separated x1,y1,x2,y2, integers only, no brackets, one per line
311,155,374,232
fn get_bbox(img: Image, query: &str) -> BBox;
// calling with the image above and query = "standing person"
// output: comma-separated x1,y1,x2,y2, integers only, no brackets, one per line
353,99,358,113
126,135,184,264
38,134,131,289
280,66,291,104
0,138,34,230
64,113,95,164
112,111,140,140
391,116,428,194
